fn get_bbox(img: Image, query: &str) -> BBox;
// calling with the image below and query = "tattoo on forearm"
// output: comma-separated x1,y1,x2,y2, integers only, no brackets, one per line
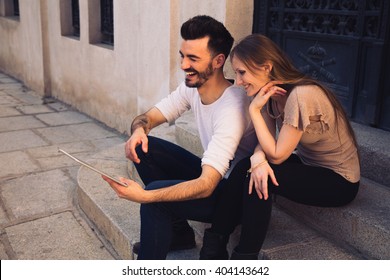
131,114,150,134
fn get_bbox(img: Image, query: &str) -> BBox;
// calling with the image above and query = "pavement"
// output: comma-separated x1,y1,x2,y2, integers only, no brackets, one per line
0,71,126,259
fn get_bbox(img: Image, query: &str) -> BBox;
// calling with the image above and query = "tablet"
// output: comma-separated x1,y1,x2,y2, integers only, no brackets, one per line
58,149,128,187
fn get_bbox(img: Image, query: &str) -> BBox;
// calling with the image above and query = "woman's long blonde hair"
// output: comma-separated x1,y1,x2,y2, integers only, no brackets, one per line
230,34,358,150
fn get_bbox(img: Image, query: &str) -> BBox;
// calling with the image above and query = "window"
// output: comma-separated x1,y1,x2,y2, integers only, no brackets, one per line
13,0,18,16
59,0,80,38
0,0,20,18
100,0,113,45
71,0,80,36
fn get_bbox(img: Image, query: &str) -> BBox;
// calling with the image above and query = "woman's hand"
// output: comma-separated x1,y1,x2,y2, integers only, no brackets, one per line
248,162,278,200
249,81,287,112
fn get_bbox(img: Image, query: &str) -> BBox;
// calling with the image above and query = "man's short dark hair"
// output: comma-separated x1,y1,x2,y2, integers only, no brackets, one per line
180,15,234,60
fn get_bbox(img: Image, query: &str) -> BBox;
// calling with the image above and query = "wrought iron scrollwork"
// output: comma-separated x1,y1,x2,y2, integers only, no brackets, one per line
269,0,382,38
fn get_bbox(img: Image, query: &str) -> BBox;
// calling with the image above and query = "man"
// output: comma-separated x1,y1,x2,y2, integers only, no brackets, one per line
103,15,257,259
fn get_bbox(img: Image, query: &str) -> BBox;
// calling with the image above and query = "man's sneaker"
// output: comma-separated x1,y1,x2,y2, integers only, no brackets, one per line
132,228,196,255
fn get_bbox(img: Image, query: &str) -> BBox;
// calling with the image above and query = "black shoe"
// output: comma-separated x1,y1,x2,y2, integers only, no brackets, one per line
230,248,258,260
199,228,229,260
132,241,142,255
132,226,196,255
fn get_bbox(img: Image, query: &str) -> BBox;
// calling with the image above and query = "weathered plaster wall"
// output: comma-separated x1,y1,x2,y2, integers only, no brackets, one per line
0,0,253,135
0,1,45,93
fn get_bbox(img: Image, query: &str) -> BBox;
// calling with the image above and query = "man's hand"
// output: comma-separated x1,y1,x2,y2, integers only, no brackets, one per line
102,175,149,203
125,127,148,164
125,107,168,163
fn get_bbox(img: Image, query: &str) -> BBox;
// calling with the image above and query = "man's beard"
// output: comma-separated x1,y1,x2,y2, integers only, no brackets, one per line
185,63,214,88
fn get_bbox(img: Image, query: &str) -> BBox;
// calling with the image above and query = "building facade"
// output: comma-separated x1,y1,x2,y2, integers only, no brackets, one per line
0,0,253,134
1,0,389,133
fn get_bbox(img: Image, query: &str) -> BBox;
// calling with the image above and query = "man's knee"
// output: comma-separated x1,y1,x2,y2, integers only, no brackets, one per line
134,136,161,161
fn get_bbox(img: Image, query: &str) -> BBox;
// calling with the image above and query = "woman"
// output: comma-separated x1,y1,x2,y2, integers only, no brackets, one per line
199,34,360,260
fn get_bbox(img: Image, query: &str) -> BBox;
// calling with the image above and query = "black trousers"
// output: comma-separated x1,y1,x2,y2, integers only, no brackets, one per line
210,154,360,254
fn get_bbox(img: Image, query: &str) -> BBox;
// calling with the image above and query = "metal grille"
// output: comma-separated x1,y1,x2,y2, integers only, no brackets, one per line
72,0,80,37
101,0,114,45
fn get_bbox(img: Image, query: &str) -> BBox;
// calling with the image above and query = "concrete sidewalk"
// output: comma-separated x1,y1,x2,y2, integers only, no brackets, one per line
0,71,126,259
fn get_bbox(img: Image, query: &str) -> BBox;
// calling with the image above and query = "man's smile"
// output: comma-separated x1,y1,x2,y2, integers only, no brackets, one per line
185,71,197,77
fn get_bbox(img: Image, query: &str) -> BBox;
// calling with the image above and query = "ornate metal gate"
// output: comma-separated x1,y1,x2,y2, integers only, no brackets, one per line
253,0,390,131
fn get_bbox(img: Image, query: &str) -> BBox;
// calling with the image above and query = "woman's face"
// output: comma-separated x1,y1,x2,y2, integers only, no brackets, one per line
232,56,270,97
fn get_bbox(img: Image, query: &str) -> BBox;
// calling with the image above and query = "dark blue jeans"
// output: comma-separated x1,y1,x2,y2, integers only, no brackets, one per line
134,136,227,259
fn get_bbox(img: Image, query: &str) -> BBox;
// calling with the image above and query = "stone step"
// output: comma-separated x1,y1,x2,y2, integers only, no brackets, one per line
351,122,390,189
276,177,390,259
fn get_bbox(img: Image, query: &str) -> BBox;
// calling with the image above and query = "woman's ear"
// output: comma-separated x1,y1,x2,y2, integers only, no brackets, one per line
263,61,273,73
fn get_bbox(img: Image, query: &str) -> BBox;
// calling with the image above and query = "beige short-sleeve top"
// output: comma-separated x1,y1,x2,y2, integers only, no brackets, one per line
278,84,360,183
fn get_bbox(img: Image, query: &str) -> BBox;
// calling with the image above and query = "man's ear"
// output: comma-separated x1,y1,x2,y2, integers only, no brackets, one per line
213,54,226,69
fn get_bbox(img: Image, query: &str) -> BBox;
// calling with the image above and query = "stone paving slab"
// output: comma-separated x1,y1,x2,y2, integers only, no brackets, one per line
0,83,23,91
27,141,96,159
0,241,8,259
36,123,117,144
47,102,69,112
36,111,93,126
0,106,21,117
5,211,114,259
43,152,97,171
7,90,44,105
0,77,18,83
1,169,76,220
0,115,46,132
0,151,41,178
16,104,54,114
0,94,21,106
0,206,8,225
0,130,48,153
89,137,126,150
